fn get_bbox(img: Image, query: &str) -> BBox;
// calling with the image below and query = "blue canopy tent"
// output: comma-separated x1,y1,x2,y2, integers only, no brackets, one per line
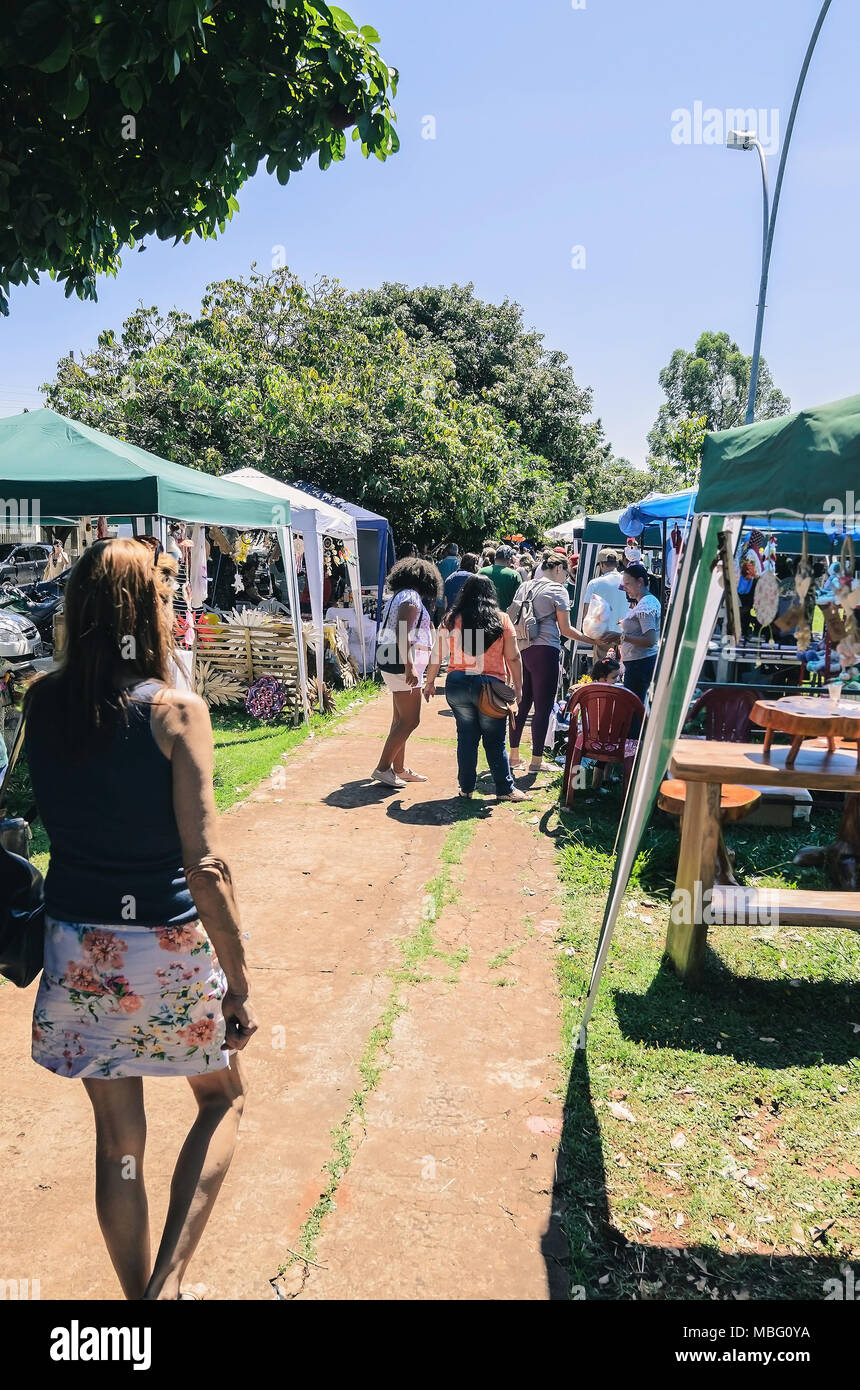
622,487,858,552
292,482,396,618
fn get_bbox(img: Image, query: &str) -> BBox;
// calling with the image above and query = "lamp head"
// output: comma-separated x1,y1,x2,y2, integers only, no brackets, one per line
727,128,757,151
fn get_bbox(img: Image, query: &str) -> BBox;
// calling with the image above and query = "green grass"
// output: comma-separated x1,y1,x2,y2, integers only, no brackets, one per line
3,680,380,874
536,775,860,1300
210,681,378,812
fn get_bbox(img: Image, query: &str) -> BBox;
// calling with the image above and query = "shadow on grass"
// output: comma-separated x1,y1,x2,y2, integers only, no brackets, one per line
614,950,860,1068
543,784,856,1299
544,1050,853,1301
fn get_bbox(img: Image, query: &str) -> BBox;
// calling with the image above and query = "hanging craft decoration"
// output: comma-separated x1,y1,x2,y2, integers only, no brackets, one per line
208,526,232,556
753,568,779,630
194,661,246,708
791,531,813,652
245,676,289,722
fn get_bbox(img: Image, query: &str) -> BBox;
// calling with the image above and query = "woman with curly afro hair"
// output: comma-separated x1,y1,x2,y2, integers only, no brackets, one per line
372,556,443,789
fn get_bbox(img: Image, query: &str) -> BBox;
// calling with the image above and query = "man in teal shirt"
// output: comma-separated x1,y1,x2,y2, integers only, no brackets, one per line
480,544,521,611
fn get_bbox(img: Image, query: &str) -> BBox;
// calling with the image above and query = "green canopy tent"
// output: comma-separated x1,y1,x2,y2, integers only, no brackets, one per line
0,408,310,720
578,393,860,1045
0,409,287,528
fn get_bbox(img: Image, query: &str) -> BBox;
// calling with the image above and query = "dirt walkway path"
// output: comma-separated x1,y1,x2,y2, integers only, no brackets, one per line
1,692,566,1300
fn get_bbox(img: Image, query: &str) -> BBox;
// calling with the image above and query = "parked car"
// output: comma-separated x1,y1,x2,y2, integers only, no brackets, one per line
0,571,68,648
0,542,53,588
0,607,42,662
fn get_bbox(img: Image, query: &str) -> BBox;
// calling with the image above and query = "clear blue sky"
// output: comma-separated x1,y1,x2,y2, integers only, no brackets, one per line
1,0,857,467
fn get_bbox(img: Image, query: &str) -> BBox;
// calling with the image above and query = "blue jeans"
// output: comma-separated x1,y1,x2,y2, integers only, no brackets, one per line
445,671,514,796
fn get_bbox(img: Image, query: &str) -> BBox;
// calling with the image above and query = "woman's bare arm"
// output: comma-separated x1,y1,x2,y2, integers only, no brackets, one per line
398,600,421,685
557,608,587,642
152,691,256,1048
423,625,449,695
502,621,523,699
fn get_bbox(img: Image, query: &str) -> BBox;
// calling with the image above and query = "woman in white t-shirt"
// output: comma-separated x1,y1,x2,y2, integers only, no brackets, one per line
372,557,443,790
620,563,661,715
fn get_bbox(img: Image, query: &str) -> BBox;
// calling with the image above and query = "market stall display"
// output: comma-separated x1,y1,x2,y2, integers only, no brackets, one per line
291,481,395,619
191,609,301,712
225,467,366,701
0,408,312,725
579,392,860,1033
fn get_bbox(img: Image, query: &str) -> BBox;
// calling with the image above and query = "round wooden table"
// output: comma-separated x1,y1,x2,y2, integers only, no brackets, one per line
752,695,860,770
752,695,860,889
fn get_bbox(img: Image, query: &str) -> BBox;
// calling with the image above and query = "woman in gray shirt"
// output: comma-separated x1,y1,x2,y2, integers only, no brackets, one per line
508,555,587,773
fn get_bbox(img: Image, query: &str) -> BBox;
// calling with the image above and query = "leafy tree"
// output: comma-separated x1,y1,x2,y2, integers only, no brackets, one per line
648,330,790,460
359,281,623,508
646,414,709,490
571,455,674,516
0,1,397,313
44,269,568,547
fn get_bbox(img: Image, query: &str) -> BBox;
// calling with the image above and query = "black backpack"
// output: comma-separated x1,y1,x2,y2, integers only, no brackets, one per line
0,836,44,987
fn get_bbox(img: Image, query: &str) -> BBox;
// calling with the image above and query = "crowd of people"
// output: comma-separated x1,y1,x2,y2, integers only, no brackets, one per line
371,537,662,797
6,528,661,1300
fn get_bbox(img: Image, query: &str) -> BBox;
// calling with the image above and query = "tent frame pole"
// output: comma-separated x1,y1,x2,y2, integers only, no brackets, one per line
278,523,311,725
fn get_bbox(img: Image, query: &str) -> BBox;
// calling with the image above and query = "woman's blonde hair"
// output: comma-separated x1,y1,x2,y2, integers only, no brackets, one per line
27,538,175,747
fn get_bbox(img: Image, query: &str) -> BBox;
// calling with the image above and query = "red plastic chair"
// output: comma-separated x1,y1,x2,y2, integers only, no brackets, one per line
561,683,645,808
687,686,763,743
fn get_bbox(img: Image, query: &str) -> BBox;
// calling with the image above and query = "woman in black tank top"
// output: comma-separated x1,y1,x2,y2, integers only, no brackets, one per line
23,539,258,1301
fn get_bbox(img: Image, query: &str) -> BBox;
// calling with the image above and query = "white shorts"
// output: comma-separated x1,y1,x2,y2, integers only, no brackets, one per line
381,664,426,694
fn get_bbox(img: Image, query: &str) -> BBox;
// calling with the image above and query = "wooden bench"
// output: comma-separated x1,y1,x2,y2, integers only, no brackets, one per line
664,739,860,986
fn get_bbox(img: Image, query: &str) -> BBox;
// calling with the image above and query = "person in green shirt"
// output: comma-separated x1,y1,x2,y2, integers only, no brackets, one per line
480,544,521,612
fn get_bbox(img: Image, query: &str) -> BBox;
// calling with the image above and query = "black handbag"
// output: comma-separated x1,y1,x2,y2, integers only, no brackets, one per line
0,840,45,987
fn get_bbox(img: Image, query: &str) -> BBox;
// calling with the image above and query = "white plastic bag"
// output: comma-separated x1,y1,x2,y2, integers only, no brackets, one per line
582,592,610,641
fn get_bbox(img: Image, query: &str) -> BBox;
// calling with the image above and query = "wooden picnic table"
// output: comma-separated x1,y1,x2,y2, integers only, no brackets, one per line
664,738,860,986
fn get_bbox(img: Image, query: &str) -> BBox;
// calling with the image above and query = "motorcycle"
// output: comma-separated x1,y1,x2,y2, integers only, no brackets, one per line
0,569,69,651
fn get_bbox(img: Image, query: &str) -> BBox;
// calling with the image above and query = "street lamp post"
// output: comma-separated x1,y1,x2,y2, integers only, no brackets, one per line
727,0,834,425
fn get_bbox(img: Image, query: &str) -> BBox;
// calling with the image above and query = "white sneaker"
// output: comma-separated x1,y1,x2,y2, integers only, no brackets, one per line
371,767,406,789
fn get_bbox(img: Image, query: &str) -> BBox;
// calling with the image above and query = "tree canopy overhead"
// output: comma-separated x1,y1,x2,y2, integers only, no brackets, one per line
359,280,639,513
44,270,566,546
43,269,645,546
648,330,790,471
0,1,397,313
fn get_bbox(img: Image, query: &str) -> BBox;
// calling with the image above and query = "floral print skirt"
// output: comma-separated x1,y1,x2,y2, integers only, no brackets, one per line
32,917,230,1079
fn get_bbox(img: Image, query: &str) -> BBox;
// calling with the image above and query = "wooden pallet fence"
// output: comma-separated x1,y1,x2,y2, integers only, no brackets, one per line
191,612,301,715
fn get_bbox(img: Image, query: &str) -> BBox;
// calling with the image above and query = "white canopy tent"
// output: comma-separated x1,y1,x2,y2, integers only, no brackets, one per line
225,468,365,705
546,516,586,544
